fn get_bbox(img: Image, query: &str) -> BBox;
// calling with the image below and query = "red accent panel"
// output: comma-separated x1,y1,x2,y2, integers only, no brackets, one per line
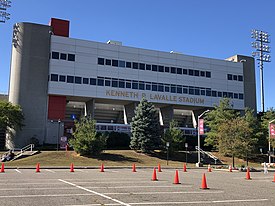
48,95,66,120
49,18,70,37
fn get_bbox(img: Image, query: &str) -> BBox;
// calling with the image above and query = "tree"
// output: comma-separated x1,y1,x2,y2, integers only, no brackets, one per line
162,120,184,154
0,100,24,130
130,98,161,153
69,116,107,156
204,98,237,149
260,108,275,148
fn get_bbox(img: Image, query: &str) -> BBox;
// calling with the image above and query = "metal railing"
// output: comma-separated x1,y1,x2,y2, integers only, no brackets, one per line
20,144,34,154
195,146,219,164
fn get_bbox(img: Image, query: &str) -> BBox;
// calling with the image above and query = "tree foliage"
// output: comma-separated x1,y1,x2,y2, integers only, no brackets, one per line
130,98,161,153
0,100,24,130
162,120,185,154
204,98,236,149
260,108,275,148
69,116,107,156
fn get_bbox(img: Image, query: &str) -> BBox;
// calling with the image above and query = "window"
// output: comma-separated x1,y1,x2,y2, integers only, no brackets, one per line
182,69,187,75
165,67,170,73
112,79,118,87
105,79,111,86
126,62,132,68
133,62,138,69
68,54,75,61
152,65,158,71
194,70,200,76
112,59,118,67
105,59,111,65
238,75,243,81
234,93,238,99
189,87,194,95
146,83,151,90
223,92,228,98
60,53,67,60
119,60,125,67
67,75,74,83
158,84,164,92
51,74,58,81
227,74,232,80
139,82,145,90
177,68,182,74
188,69,194,76
212,91,217,97
75,76,82,84
59,75,66,82
139,63,145,70
195,88,200,95
200,89,206,96
98,58,104,65
171,85,176,93
233,75,237,81
90,78,96,85
206,89,211,96
158,65,164,72
119,79,125,88
97,78,104,86
171,67,176,74
83,78,89,84
206,71,211,78
177,86,182,94
239,93,244,99
146,64,151,71
152,83,158,91
228,92,233,98
132,81,138,89
52,52,59,59
182,87,188,94
165,85,170,92
126,81,131,88
218,91,222,97
200,71,205,77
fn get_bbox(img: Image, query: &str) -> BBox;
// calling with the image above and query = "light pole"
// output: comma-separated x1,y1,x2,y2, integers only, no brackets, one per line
57,119,61,151
196,109,210,167
268,119,275,164
0,0,11,23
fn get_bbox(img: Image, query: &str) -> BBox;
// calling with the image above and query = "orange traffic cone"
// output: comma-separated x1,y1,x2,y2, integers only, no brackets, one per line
246,167,251,180
36,163,40,173
70,163,74,172
272,173,275,182
152,167,158,181
100,163,104,172
0,163,4,173
229,165,232,172
158,163,162,172
200,173,209,189
132,164,136,172
208,164,212,172
173,170,180,184
183,163,187,172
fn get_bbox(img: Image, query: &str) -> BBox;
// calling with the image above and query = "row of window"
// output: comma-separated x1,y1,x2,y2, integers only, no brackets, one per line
51,51,76,61
50,73,244,100
227,74,243,81
98,57,212,78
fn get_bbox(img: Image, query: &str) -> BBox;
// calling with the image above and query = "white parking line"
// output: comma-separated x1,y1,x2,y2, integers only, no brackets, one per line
104,191,224,195
86,185,192,189
45,169,55,173
59,179,131,206
14,169,22,174
0,194,93,198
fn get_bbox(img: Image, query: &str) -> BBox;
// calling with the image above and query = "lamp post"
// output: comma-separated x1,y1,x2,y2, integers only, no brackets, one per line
196,109,210,167
268,119,275,164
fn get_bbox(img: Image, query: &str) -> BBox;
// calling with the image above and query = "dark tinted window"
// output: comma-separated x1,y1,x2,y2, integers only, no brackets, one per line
126,62,132,68
51,74,58,81
158,65,164,72
228,92,233,98
90,78,96,85
68,54,75,61
212,91,217,97
201,89,206,96
234,93,238,99
182,69,187,75
146,64,151,70
238,75,243,81
206,71,211,78
239,93,244,99
139,63,145,70
177,86,182,94
119,60,125,67
98,58,104,65
105,79,111,86
106,59,111,65
223,92,228,97
171,67,176,74
227,74,232,80
158,84,164,92
189,87,194,95
165,85,170,92
60,53,67,60
195,88,200,95
177,68,182,74
52,52,59,59
218,91,222,97
133,62,138,69
206,89,211,96
132,81,138,89
67,75,74,83
97,78,104,86
171,85,176,93
200,71,205,77
75,76,82,84
119,80,125,88
165,67,170,73
188,69,194,76
152,84,157,91
152,65,158,71
194,70,200,76
139,82,145,90
146,84,151,90
59,75,66,82
126,81,131,88
112,79,118,87
112,59,118,67
182,87,188,94
83,78,89,84
233,75,237,80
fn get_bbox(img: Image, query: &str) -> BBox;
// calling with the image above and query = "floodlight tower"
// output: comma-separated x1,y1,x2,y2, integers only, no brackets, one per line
0,0,11,23
251,29,271,113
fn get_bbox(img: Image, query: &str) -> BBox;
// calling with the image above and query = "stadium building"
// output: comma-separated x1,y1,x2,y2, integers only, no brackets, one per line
6,18,256,148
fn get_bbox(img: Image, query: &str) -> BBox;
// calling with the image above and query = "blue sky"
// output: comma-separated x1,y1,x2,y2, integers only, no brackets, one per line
0,0,274,111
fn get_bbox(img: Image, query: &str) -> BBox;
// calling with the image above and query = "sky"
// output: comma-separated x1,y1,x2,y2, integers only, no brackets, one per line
0,0,274,112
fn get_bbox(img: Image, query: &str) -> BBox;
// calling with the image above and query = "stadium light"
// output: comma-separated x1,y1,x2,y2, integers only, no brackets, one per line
0,0,11,23
251,29,271,112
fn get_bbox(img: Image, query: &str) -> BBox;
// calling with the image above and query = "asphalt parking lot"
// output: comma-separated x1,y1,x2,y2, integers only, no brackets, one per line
0,166,274,206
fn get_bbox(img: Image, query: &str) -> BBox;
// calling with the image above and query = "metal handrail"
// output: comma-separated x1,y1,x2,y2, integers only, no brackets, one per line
20,144,34,154
195,146,218,162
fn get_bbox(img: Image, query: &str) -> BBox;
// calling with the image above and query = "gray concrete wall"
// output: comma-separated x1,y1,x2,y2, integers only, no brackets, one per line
7,22,51,148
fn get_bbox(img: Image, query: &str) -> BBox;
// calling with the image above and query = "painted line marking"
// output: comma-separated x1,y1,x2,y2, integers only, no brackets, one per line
59,179,131,206
104,191,224,195
0,194,93,198
14,169,22,174
45,169,55,173
86,185,192,189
